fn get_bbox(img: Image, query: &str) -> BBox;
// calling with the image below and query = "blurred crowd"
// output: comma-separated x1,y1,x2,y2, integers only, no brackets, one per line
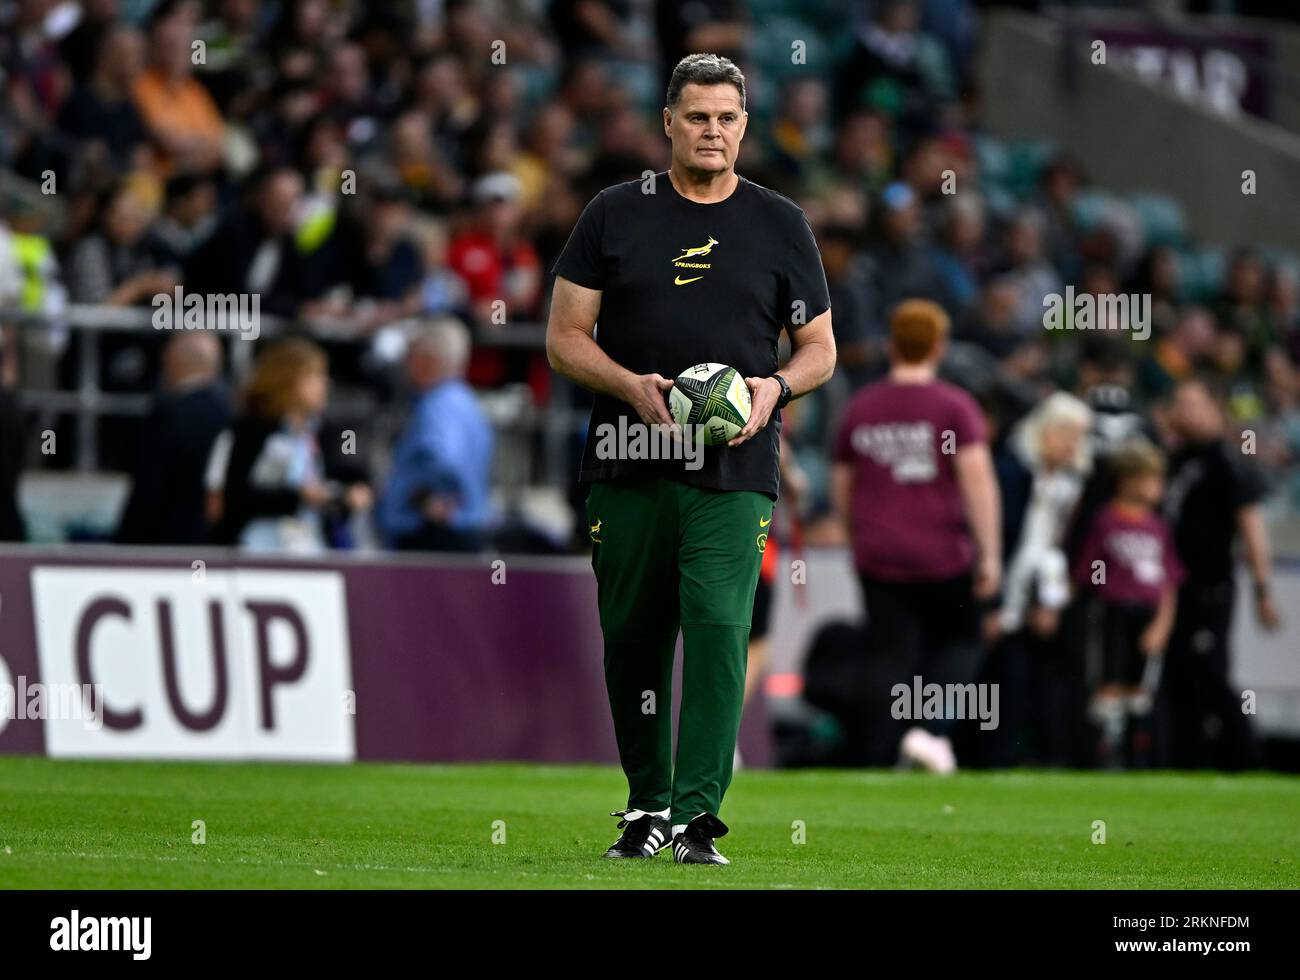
0,0,1297,550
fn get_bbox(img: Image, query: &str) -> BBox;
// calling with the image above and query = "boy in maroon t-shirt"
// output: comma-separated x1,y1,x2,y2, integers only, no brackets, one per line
1072,439,1184,767
832,299,1002,773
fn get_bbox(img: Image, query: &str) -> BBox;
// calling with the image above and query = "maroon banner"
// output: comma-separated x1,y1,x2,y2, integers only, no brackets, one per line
0,546,770,766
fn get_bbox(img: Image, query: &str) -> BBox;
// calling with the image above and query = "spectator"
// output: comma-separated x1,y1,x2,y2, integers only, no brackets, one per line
515,103,583,211
1214,246,1273,368
115,333,232,545
65,181,176,307
411,52,483,174
812,109,893,200
448,172,542,324
414,220,470,321
185,166,311,316
820,222,883,389
378,319,495,552
389,109,463,214
194,0,266,118
831,299,1001,772
1072,439,1183,768
1127,244,1182,339
552,0,638,62
996,207,1062,337
1136,305,1216,404
981,392,1092,766
150,173,220,264
957,276,1047,382
319,42,383,153
132,0,225,176
63,179,178,449
1034,153,1085,285
1159,378,1279,769
864,181,949,332
929,193,990,318
207,337,371,552
3,200,69,391
339,183,423,331
834,0,955,126
58,0,122,85
768,78,832,190
55,22,150,174
654,0,748,84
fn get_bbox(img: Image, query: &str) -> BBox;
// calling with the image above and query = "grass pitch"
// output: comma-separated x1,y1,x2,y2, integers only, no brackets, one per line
0,757,1296,889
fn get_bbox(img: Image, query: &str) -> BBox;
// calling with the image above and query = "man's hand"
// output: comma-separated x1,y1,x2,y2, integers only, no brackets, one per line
621,372,676,429
728,376,782,448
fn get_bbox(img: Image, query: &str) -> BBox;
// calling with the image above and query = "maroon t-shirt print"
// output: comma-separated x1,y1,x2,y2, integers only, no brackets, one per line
1072,503,1185,607
834,379,987,581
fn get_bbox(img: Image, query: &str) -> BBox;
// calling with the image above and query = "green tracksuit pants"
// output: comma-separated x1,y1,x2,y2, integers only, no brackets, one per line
585,476,771,824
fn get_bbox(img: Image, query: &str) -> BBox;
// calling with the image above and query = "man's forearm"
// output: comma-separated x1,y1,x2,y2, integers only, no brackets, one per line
1238,505,1273,590
548,329,636,402
775,332,836,398
957,450,1001,566
967,483,1000,566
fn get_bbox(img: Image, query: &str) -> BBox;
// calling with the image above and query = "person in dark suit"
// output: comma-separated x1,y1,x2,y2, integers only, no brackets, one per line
115,333,232,545
183,166,314,317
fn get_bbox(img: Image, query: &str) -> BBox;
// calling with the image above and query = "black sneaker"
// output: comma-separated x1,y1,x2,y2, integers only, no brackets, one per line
603,809,670,858
671,813,731,865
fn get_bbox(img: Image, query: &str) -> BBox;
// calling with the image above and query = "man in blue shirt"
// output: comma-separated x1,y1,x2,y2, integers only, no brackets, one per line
378,319,495,552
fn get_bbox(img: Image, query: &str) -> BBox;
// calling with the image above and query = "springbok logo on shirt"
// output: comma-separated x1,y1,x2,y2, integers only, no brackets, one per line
671,236,718,285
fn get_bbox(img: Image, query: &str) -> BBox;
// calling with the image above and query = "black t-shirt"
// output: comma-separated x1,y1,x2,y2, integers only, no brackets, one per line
1162,439,1268,585
551,171,830,499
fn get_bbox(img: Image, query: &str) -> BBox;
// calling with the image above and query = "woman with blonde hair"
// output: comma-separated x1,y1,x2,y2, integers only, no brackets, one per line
996,391,1094,637
206,337,371,552
980,390,1093,766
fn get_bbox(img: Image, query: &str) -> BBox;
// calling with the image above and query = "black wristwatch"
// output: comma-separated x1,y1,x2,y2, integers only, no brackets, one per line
771,373,793,409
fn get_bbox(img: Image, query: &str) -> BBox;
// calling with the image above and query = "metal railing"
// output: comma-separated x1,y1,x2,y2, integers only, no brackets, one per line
2,306,587,499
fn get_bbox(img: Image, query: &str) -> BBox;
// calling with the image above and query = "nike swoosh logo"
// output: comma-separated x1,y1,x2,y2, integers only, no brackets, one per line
759,516,771,527
674,275,703,285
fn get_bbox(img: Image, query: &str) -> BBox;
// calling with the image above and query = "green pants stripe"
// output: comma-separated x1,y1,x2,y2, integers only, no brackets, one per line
586,477,770,824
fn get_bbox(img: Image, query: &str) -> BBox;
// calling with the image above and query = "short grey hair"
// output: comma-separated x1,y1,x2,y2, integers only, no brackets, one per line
410,317,471,376
666,53,746,112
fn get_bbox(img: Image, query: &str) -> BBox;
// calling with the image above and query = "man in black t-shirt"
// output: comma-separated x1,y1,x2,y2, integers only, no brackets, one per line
1160,379,1280,769
546,53,835,864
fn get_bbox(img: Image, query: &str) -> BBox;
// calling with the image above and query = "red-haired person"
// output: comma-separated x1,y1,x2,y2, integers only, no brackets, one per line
831,299,1002,773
